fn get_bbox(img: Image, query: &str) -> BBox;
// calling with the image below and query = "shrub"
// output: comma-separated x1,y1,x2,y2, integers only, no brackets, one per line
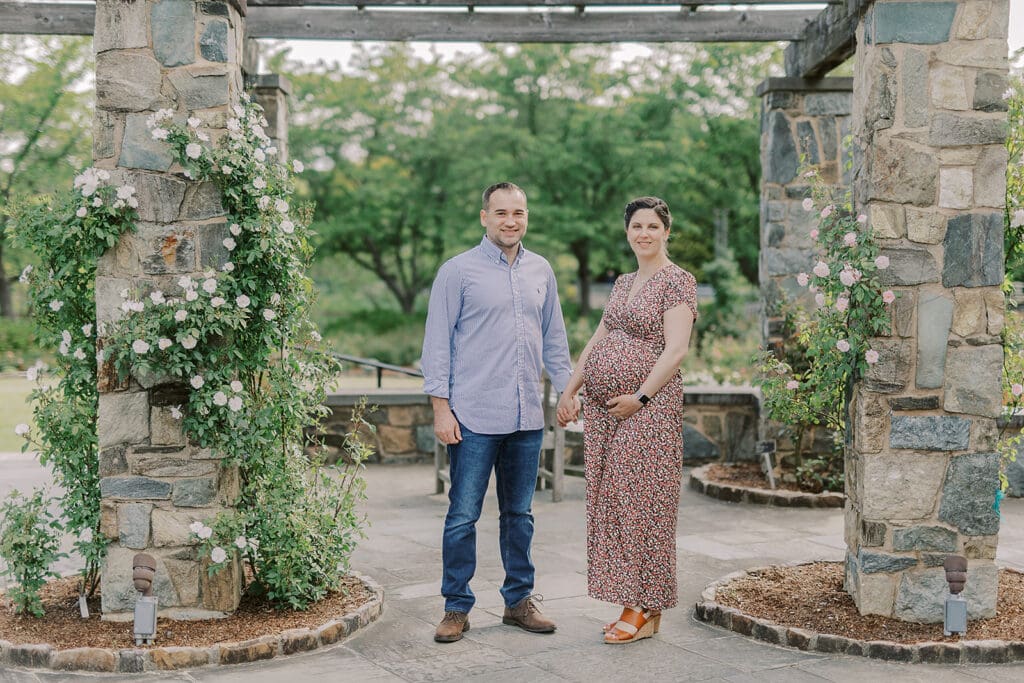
0,489,67,616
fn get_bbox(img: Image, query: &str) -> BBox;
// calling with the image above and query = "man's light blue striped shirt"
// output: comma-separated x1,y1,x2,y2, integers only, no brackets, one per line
421,236,572,434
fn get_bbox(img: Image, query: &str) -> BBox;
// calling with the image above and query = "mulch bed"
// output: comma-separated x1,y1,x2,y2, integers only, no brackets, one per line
704,462,805,492
0,575,372,650
714,562,1024,644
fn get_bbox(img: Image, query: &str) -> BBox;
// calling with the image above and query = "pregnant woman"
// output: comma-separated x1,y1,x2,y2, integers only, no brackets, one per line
557,196,697,645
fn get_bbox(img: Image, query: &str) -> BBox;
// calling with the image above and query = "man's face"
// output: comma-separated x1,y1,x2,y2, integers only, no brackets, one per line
481,189,528,254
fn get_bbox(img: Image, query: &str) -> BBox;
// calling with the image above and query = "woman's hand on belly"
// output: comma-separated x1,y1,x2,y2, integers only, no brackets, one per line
606,393,644,419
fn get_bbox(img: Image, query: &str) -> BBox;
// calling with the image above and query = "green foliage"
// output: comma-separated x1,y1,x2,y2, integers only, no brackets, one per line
0,489,67,616
0,36,93,318
1004,58,1023,281
102,99,366,609
696,251,756,343
6,170,139,596
0,316,38,370
755,167,893,487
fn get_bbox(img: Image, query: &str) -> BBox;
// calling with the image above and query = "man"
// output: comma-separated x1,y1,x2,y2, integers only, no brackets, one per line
422,182,573,643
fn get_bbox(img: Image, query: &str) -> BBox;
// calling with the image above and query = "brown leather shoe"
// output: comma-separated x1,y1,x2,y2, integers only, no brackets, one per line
502,595,556,633
434,611,470,643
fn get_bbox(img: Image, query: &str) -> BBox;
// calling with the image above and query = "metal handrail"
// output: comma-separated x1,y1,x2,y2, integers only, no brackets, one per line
326,351,422,388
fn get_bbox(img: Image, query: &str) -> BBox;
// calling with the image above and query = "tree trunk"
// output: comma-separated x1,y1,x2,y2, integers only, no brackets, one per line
571,240,590,316
0,238,13,318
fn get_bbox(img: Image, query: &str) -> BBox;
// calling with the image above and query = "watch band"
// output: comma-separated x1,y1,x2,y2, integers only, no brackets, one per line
634,392,650,405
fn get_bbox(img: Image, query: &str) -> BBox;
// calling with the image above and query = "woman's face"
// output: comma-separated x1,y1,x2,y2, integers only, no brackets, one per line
626,208,669,258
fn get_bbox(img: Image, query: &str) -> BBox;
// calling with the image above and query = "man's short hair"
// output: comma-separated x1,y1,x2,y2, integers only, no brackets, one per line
482,182,527,210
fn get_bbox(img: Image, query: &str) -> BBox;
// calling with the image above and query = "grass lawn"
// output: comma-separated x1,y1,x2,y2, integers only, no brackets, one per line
0,374,33,452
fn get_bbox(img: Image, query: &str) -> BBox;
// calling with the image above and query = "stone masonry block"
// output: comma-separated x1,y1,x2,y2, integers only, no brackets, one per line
96,52,162,112
200,19,229,62
957,0,1009,40
119,114,175,172
871,2,957,44
862,453,947,519
930,63,970,111
939,452,1001,535
94,0,149,53
100,476,171,500
901,48,928,128
916,291,954,389
152,508,215,547
944,344,1003,417
890,415,970,451
172,477,219,507
937,214,1003,288
763,111,798,184
167,68,231,110
985,288,1005,335
938,167,972,208
929,113,1007,147
98,391,150,448
952,288,986,337
878,247,940,286
866,137,938,206
906,207,946,244
892,525,958,552
153,0,197,67
974,71,1009,112
118,502,153,549
975,145,1008,208
863,339,913,394
151,406,187,446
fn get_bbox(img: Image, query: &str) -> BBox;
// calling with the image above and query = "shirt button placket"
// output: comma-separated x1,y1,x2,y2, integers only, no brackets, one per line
511,261,527,429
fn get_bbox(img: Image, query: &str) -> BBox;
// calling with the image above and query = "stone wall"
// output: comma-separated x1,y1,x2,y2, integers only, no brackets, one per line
319,386,759,466
843,0,1008,622
94,0,247,620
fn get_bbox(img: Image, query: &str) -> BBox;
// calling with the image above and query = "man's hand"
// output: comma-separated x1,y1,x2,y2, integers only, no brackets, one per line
431,398,462,444
556,393,580,427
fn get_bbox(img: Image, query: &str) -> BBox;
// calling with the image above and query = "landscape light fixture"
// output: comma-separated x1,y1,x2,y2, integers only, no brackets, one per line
942,554,968,637
132,553,159,645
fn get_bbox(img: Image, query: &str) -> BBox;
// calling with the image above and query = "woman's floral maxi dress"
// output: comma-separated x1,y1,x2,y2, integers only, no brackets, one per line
582,263,698,610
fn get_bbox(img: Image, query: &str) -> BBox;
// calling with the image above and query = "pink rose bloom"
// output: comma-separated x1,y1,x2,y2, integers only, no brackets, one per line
809,228,819,240
882,290,896,304
786,380,800,390
865,349,880,364
1013,383,1024,397
796,272,809,287
802,198,814,212
835,297,849,312
820,205,834,218
857,214,868,224
843,232,857,247
839,270,856,287
813,261,830,278
814,292,826,307
836,339,851,353
875,255,890,269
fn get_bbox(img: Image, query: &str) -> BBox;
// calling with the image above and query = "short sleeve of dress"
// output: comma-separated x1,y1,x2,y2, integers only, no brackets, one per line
661,267,698,319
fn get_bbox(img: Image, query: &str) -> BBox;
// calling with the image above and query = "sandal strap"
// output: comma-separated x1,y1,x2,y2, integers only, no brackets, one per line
614,607,648,632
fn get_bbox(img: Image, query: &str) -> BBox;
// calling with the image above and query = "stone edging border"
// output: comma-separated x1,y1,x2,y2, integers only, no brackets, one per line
0,572,384,673
694,562,1024,664
689,464,844,508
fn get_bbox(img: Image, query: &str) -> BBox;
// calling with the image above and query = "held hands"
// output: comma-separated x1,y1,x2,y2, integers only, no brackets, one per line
433,406,462,445
556,393,581,427
606,394,643,419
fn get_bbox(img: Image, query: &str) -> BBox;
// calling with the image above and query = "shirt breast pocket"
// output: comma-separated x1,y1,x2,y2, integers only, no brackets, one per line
526,283,547,310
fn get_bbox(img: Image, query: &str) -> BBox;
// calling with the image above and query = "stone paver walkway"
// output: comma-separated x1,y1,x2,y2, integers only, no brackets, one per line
3,454,1024,681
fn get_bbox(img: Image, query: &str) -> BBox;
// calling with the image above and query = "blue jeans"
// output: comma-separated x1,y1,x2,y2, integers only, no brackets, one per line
442,424,544,614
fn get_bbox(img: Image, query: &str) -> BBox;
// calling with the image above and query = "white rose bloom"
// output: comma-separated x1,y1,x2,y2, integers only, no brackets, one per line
227,117,241,131
190,374,204,389
116,185,135,200
258,196,271,210
131,301,145,313
128,196,139,208
182,335,198,350
82,323,93,336
170,405,183,420
150,290,165,305
266,146,277,156
80,528,93,543
187,117,201,129
253,177,267,190
222,262,234,272
263,309,276,321
189,521,205,534
229,223,242,236
213,391,228,406
76,207,88,218
19,265,32,283
311,331,322,342
73,348,86,361
270,293,281,305
228,396,243,412
26,367,38,382
196,131,209,142
49,300,64,311
211,296,225,307
185,143,202,159
202,278,217,294
132,339,150,354
292,160,304,173
158,338,172,350
223,237,236,250
178,275,195,289
274,198,289,213
175,309,188,322
151,128,169,140
210,546,228,563
281,220,294,234
197,525,213,540
14,423,30,436
235,294,250,309
230,380,243,392
254,149,266,163
62,330,72,344
92,196,102,207
222,165,233,174
186,290,199,301
234,535,248,549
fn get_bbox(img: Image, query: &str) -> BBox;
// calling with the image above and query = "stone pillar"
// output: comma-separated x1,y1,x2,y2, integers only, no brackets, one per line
94,0,247,620
249,74,291,162
845,0,1008,621
758,77,853,460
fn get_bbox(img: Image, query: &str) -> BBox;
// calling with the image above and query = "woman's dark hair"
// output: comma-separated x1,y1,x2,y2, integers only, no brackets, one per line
623,196,672,231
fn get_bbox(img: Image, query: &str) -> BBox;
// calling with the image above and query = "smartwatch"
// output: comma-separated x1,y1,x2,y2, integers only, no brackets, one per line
634,392,650,405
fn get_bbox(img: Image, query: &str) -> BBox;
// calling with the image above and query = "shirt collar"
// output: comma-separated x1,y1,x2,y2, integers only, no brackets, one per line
478,235,528,266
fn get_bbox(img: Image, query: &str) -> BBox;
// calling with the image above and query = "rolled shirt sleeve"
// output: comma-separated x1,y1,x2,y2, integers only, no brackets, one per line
421,260,462,399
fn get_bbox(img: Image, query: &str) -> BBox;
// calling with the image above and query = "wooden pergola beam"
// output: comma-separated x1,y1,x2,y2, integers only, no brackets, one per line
248,0,838,5
783,0,870,78
2,2,822,42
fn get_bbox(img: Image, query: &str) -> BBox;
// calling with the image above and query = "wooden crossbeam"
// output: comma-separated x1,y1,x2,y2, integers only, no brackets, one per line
784,0,870,77
249,0,838,5
1,2,821,42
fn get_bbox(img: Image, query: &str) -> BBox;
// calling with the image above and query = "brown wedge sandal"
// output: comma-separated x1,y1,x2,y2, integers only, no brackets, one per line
603,606,661,644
